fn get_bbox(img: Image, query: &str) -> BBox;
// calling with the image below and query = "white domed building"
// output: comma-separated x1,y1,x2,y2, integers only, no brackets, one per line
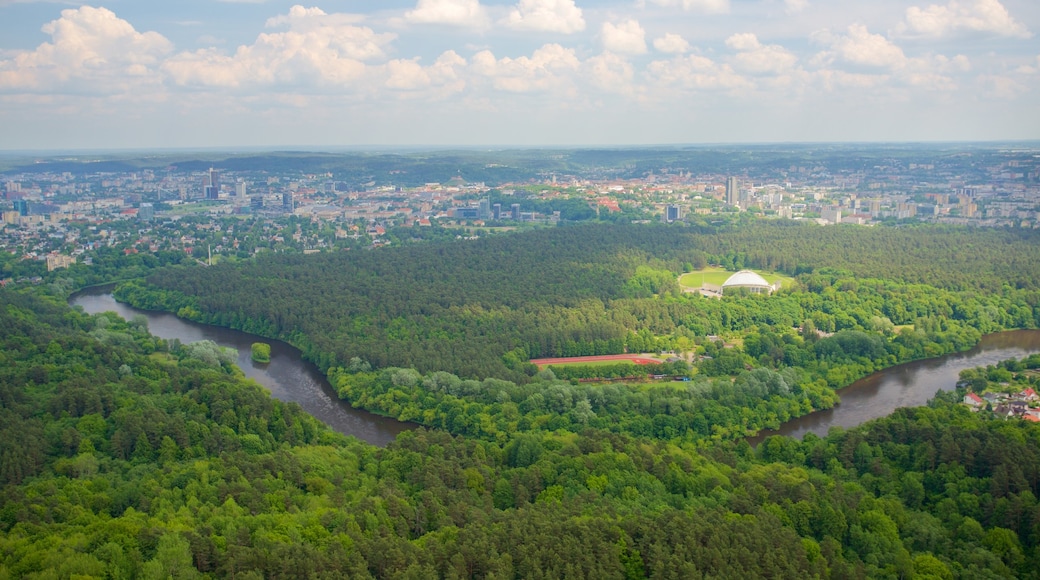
721,270,778,295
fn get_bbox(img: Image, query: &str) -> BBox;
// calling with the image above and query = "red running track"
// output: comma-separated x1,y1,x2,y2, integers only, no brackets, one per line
531,354,662,367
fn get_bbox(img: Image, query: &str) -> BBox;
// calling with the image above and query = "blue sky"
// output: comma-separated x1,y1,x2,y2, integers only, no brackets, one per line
0,0,1037,149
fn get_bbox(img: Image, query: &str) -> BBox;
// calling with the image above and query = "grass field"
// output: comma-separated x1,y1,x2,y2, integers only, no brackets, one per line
678,267,795,290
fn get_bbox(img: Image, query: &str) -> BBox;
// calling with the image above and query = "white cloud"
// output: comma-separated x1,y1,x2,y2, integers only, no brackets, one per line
977,74,1026,98
163,6,394,90
901,0,1030,38
812,24,907,68
0,6,171,94
784,0,809,14
647,0,729,15
810,25,972,94
646,53,752,93
385,58,431,90
725,33,798,75
653,33,690,54
585,51,636,94
382,50,467,98
405,0,489,27
470,44,580,93
602,19,647,55
504,0,585,34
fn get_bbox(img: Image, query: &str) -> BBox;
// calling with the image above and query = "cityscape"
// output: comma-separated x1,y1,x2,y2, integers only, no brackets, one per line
3,145,1039,284
3,0,1040,576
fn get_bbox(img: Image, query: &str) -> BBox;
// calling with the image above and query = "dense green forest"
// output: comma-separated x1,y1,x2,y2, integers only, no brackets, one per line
113,222,1040,444
5,290,1040,578
118,223,1040,379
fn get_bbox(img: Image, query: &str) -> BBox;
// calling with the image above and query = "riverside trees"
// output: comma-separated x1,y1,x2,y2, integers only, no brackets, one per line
3,290,1040,578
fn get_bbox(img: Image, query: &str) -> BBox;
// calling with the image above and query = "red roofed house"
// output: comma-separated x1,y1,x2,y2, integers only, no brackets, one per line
963,392,985,410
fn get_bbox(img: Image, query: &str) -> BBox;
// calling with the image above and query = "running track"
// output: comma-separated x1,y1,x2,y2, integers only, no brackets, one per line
531,354,663,367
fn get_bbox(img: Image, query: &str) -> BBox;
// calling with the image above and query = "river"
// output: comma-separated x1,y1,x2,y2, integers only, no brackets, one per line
69,289,1040,447
70,287,414,447
748,329,1040,444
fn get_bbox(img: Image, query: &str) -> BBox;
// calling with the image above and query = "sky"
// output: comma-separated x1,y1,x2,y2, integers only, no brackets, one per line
0,0,1037,150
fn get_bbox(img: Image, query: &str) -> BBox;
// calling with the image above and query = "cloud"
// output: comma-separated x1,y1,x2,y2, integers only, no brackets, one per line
385,50,468,96
602,19,647,55
784,0,809,14
647,0,729,15
471,43,580,93
504,0,585,34
0,6,171,94
812,24,907,68
646,53,751,93
810,25,973,93
653,33,691,54
584,51,636,94
725,33,798,75
404,0,489,27
977,74,1026,98
901,0,1030,38
163,5,394,89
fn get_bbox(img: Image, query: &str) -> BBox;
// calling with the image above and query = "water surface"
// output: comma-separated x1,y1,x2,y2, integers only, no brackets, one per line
71,288,413,447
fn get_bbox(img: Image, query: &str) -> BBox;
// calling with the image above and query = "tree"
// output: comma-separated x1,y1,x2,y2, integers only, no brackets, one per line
251,342,271,363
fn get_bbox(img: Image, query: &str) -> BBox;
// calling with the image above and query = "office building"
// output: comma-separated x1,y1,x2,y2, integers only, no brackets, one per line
821,206,842,224
13,199,29,216
725,177,740,206
204,168,219,200
478,198,491,220
235,181,247,197
664,204,682,223
492,203,502,220
452,207,479,219
511,203,521,221
282,192,295,212
138,203,154,222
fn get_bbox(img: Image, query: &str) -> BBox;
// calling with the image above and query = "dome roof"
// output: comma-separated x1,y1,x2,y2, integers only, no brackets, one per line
722,270,771,288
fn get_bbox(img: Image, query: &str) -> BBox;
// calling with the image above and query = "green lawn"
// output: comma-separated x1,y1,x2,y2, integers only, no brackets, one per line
678,268,795,290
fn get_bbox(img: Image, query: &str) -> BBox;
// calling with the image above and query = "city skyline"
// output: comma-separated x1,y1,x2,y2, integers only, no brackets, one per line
0,0,1038,150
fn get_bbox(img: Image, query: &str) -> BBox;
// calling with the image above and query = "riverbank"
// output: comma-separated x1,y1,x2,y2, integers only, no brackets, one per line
747,329,1040,445
76,287,1040,448
70,288,415,447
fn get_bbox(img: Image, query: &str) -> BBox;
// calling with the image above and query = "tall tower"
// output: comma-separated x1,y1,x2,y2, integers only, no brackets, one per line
725,177,739,206
205,168,220,200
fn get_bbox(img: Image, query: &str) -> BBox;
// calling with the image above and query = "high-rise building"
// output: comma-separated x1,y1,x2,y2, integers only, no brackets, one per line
138,203,154,222
282,192,295,212
13,199,28,216
492,203,502,220
664,204,682,223
725,177,740,206
478,198,491,220
510,203,521,221
251,195,264,210
204,168,219,200
821,206,842,224
235,181,247,197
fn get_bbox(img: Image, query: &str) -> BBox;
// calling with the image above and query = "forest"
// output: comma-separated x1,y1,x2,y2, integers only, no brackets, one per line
4,289,1040,578
112,222,1040,442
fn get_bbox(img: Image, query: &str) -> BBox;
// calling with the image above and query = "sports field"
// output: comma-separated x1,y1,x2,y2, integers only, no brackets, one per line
678,267,793,290
531,354,666,368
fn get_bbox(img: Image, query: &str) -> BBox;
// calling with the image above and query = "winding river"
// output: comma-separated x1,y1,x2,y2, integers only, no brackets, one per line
70,287,414,447
70,288,1040,446
748,329,1040,444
